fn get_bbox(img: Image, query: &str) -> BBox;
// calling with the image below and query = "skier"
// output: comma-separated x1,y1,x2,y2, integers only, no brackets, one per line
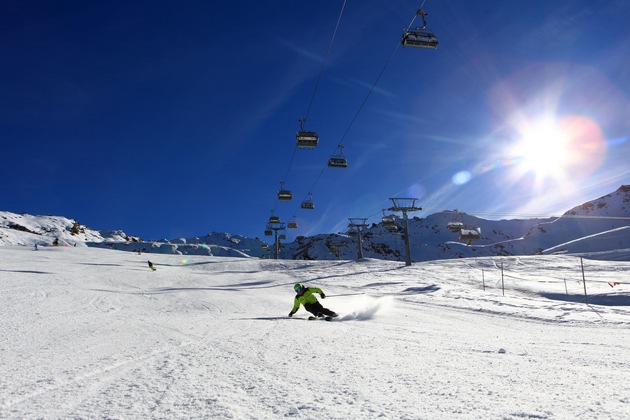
288,283,338,319
147,260,156,271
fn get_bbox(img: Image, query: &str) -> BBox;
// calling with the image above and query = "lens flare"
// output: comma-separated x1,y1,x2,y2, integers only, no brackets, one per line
452,171,472,185
510,115,606,182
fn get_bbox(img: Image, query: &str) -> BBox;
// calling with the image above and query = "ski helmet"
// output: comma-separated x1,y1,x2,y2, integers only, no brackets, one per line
293,283,302,292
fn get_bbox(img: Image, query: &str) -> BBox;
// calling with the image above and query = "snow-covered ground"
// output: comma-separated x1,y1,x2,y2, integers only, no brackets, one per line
1,246,629,419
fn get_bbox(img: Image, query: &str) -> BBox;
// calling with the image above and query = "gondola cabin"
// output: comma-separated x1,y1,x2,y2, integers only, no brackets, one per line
459,227,481,246
329,145,348,168
264,229,273,236
301,200,315,210
382,215,397,231
446,222,464,232
277,181,292,201
287,219,298,229
261,244,269,250
296,131,319,148
401,29,438,49
269,215,280,224
279,233,287,240
278,189,292,201
328,156,348,168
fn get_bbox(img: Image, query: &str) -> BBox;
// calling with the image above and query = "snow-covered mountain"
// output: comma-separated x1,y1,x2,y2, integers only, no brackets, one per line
284,185,630,261
0,212,137,246
0,213,261,258
90,232,264,258
2,185,629,261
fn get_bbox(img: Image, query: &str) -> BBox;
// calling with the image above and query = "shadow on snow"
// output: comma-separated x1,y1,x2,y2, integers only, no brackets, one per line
400,285,441,294
540,292,630,306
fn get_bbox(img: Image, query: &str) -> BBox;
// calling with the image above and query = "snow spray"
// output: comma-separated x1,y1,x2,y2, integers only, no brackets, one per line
332,295,394,321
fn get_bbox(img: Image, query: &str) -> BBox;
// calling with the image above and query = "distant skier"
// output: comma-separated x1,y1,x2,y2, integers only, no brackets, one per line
288,283,338,319
148,260,156,271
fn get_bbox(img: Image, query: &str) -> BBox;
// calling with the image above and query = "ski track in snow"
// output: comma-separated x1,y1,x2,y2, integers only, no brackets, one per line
1,246,629,419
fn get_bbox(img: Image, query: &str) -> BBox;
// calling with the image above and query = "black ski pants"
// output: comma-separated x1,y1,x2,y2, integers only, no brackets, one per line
303,301,335,317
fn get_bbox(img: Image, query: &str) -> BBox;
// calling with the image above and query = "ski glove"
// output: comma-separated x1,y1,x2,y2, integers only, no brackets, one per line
320,293,326,299
288,312,294,317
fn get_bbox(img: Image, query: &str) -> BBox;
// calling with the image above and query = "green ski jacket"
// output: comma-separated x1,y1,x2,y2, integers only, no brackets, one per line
290,287,325,314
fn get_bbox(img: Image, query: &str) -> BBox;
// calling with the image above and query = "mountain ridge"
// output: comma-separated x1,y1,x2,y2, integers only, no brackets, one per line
2,185,629,261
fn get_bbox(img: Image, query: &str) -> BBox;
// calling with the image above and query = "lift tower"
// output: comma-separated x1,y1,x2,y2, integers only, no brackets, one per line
388,198,422,266
266,222,286,260
348,218,369,260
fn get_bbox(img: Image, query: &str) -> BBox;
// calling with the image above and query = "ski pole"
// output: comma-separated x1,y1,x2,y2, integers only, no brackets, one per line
325,292,365,298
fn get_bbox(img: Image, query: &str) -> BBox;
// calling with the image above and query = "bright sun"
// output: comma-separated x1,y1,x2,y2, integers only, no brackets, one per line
511,120,570,178
507,115,607,185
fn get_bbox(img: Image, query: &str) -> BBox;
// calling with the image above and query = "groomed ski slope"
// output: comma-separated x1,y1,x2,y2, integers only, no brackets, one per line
1,246,629,419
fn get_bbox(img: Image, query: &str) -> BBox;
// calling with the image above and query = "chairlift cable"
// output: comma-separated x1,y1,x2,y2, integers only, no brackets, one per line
333,43,401,151
330,2,428,152
280,146,299,188
406,0,428,30
288,28,404,220
282,4,426,229
304,0,347,122
267,3,435,235
271,0,348,217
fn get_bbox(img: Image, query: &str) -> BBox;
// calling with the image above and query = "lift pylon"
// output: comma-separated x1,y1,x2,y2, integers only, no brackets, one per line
348,217,369,260
388,198,422,266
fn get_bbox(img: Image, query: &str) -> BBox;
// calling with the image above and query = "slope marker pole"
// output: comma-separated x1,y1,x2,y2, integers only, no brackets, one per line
501,261,505,296
580,257,588,304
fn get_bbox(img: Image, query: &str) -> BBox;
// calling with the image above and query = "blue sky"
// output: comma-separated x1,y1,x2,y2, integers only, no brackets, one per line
2,0,630,241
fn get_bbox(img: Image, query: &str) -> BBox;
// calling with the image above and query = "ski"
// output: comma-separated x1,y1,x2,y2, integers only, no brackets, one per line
308,316,333,321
